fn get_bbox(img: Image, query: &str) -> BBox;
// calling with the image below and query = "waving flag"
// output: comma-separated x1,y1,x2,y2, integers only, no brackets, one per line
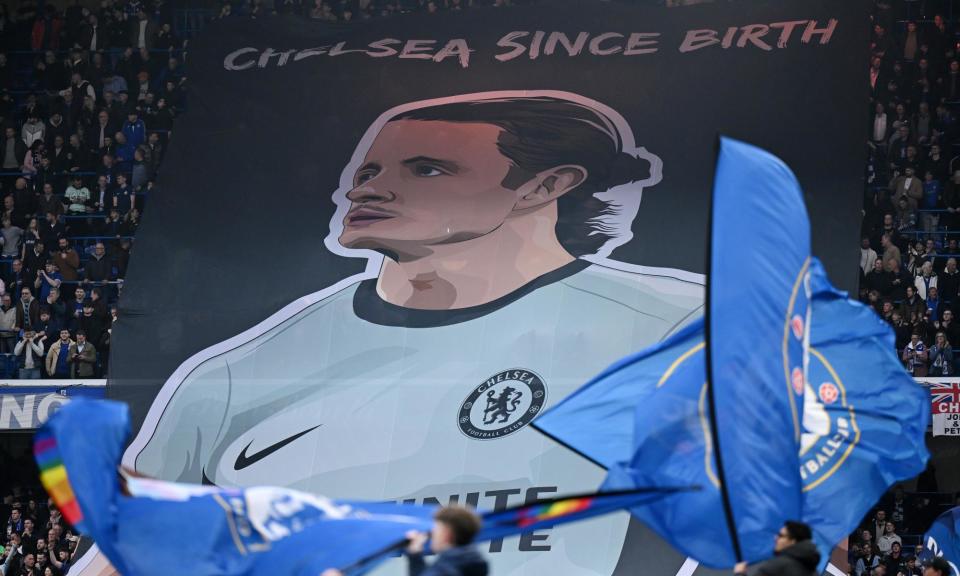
801,259,929,569
534,138,928,569
37,399,689,576
921,507,960,576
36,398,436,576
707,136,811,561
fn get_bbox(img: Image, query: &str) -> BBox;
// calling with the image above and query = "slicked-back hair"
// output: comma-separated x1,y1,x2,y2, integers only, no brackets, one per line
396,97,651,257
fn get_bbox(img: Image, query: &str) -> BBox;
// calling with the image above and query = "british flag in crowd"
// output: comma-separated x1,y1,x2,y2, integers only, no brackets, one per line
929,380,960,406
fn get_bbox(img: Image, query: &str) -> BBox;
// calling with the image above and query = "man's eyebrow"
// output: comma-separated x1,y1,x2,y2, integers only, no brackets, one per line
357,161,381,173
401,156,461,173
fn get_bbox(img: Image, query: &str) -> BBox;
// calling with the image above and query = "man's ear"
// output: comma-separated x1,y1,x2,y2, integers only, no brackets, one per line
513,165,587,211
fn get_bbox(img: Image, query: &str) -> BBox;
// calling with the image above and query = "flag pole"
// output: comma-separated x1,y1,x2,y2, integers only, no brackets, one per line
703,136,744,563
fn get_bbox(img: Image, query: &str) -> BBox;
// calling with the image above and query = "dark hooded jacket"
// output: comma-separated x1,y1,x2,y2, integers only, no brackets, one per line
748,541,821,576
408,546,488,576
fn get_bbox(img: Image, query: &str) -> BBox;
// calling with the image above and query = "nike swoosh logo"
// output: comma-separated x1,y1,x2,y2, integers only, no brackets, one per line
233,424,322,471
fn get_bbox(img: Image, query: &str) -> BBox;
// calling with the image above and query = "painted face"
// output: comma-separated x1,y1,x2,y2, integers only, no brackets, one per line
339,120,524,255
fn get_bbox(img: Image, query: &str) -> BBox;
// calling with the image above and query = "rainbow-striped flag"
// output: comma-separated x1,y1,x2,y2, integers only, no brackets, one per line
476,488,695,543
33,429,83,526
516,496,594,528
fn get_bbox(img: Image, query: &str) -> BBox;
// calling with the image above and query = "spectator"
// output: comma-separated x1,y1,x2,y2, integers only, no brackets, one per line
34,262,60,304
0,126,26,178
21,217,39,258
881,234,902,266
903,332,928,375
883,542,907,574
938,258,959,305
877,522,901,555
903,556,921,576
15,287,38,333
63,176,90,214
121,208,140,236
891,312,912,351
89,287,109,324
907,241,925,277
881,300,895,323
5,183,27,227
861,236,879,275
113,173,134,215
67,329,95,378
22,241,44,281
915,261,939,299
41,287,64,326
5,260,27,302
886,259,911,300
48,542,77,574
91,175,112,214
20,112,44,148
865,259,888,294
928,286,944,319
0,217,22,259
935,308,960,344
894,196,916,232
921,169,941,230
131,148,148,190
890,166,923,211
84,242,111,283
69,283,84,309
731,521,819,576
872,102,890,144
899,285,925,319
36,185,62,221
856,543,880,576
924,558,952,576
52,238,79,283
921,239,939,272
928,331,954,376
129,8,157,50
13,330,43,380
0,293,16,354
77,298,105,349
35,308,59,344
122,109,146,148
44,329,72,379
89,109,114,152
39,212,64,250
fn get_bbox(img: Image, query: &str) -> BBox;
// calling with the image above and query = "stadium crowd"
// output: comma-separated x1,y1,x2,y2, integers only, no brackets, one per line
0,0,185,379
0,444,82,576
860,2,960,377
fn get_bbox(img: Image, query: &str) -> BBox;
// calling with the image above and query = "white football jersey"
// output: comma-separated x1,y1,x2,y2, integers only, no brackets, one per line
133,261,703,575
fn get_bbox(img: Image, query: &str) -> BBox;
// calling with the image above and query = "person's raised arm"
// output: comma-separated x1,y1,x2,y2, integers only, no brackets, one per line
48,547,62,570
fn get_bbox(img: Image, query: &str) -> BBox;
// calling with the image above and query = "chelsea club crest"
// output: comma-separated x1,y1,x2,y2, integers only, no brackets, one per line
459,369,547,440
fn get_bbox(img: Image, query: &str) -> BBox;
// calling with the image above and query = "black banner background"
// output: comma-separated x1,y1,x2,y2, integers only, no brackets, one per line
110,0,868,554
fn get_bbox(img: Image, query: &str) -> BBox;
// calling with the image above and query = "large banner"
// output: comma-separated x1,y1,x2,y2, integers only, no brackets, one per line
108,1,869,575
0,381,105,430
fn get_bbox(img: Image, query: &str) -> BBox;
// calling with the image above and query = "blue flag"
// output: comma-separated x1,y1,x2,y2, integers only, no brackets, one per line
37,399,690,576
920,507,960,576
801,259,930,569
534,259,930,569
709,137,811,561
534,137,928,569
37,398,437,576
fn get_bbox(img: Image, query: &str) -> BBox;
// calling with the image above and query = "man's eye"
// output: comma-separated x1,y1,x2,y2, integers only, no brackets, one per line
355,171,376,184
415,165,444,177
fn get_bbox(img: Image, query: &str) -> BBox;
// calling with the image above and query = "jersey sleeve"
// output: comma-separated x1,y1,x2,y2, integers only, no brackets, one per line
134,357,232,482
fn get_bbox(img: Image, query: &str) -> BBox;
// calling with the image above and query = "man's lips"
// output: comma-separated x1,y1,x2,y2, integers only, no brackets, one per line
345,208,394,226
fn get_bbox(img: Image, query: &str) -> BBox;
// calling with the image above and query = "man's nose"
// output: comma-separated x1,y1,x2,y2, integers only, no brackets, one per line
346,179,394,204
